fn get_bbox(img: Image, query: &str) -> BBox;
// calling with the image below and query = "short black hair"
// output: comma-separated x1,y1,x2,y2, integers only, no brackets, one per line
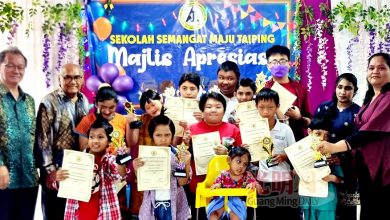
237,78,256,94
139,89,161,111
228,146,251,167
255,88,280,106
0,46,27,66
88,117,114,142
217,60,240,79
198,92,226,113
308,116,332,132
96,86,118,103
179,72,201,89
148,110,175,140
266,45,291,61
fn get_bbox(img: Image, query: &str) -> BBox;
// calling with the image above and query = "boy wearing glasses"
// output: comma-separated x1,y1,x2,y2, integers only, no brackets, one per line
264,45,312,141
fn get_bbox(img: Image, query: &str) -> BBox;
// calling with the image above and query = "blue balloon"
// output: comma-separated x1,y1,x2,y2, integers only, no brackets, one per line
88,2,105,19
94,41,110,66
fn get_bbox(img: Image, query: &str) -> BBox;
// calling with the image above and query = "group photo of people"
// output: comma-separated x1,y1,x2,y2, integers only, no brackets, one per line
0,0,389,220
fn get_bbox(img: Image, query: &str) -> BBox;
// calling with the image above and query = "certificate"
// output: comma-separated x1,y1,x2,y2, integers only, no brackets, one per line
239,118,270,162
165,96,200,136
298,171,329,197
192,131,220,175
182,98,200,125
235,100,264,123
271,81,297,115
58,150,94,202
284,136,330,183
165,96,184,136
137,145,171,191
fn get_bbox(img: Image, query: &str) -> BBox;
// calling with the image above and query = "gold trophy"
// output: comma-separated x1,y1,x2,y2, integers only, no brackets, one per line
125,101,143,129
124,101,135,114
261,136,278,168
311,134,328,168
174,142,189,177
110,130,132,165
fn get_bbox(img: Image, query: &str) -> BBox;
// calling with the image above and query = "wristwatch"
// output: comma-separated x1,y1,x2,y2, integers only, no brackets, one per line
130,120,143,129
45,164,57,174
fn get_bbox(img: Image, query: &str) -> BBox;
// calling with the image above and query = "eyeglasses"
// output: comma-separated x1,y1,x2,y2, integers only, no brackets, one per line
268,59,289,65
62,75,83,82
3,64,26,71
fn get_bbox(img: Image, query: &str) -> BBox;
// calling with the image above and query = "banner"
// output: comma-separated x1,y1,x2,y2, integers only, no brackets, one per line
86,0,294,104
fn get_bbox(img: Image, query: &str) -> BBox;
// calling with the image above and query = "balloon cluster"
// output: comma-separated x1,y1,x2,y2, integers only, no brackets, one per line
86,3,134,113
86,63,134,113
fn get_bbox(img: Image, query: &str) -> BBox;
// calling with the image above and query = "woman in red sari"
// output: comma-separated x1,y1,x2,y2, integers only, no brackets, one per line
317,53,390,220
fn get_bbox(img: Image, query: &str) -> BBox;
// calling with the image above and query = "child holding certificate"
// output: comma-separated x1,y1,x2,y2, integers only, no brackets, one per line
178,72,201,99
301,116,343,220
227,78,257,125
183,92,242,219
57,118,126,220
128,89,164,216
132,112,192,220
264,45,312,141
173,72,203,145
255,88,300,220
178,72,203,122
207,147,259,220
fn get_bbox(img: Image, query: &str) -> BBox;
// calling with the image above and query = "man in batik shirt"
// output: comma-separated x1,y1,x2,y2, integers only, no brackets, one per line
0,47,39,220
35,63,89,220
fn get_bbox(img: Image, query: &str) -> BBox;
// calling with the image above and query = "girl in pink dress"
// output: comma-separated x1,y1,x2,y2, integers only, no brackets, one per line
207,147,261,220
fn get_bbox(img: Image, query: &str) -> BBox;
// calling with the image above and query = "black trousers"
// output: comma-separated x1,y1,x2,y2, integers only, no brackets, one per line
336,205,357,220
357,163,390,220
0,186,39,220
40,171,67,220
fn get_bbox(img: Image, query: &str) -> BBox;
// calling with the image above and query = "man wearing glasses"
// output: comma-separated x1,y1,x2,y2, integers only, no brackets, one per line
35,63,89,220
0,47,39,220
264,45,312,141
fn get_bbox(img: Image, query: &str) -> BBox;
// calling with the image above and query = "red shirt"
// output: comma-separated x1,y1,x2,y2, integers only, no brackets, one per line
64,153,122,220
78,192,100,220
78,154,102,220
265,79,312,141
188,121,242,193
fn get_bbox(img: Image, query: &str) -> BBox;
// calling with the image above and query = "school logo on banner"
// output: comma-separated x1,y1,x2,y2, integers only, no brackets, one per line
179,1,207,30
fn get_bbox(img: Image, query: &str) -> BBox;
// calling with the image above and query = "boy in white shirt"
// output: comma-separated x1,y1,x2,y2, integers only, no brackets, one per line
255,88,300,220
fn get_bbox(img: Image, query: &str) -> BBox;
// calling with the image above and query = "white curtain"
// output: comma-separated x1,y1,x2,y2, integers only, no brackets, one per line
331,0,390,105
0,0,79,111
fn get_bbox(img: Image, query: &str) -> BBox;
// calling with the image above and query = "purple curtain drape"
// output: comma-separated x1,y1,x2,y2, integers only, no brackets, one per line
298,0,338,114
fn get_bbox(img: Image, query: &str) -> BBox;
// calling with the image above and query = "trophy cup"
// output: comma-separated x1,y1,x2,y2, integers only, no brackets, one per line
222,137,235,149
173,142,189,177
261,136,279,168
311,134,328,168
124,101,143,129
110,130,132,165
